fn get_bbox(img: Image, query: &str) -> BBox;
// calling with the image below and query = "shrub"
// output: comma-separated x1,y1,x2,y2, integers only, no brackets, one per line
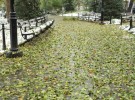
63,17,77,21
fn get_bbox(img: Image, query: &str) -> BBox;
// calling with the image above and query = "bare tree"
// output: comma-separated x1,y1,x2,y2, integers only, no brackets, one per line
127,0,134,13
5,0,10,22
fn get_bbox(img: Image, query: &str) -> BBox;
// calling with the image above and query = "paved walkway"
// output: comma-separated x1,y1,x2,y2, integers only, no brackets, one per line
0,16,134,99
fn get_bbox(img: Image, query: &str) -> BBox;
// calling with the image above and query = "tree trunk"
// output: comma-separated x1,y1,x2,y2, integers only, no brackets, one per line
5,0,10,22
127,0,134,13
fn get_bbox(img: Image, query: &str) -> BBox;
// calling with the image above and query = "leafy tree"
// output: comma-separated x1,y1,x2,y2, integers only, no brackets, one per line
15,0,41,20
73,0,82,10
90,0,123,18
104,0,123,17
40,0,52,12
40,0,62,13
52,0,62,9
63,0,75,11
0,0,4,6
83,0,93,11
90,0,100,12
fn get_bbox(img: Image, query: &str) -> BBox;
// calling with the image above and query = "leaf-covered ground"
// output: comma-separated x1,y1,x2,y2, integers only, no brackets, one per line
0,16,135,99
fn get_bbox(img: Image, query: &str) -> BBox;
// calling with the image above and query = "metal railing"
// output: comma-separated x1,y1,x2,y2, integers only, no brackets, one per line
0,23,10,50
78,13,101,22
121,14,135,30
0,15,48,51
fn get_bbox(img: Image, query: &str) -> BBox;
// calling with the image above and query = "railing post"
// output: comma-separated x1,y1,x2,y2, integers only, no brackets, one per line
43,16,46,23
28,20,31,30
37,21,38,27
120,14,123,25
88,14,90,22
78,13,79,19
129,16,133,30
24,27,27,32
110,13,112,24
95,14,96,21
41,17,43,24
2,24,6,50
36,19,38,27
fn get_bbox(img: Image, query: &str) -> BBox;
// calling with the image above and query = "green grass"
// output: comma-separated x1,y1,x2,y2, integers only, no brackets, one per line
0,16,135,99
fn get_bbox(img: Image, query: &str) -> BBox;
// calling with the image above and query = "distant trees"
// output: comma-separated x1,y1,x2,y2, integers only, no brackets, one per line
3,0,125,20
40,0,76,13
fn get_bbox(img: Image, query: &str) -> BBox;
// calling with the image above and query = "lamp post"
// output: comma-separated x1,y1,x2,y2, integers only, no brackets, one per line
6,0,23,58
100,0,104,24
10,0,18,51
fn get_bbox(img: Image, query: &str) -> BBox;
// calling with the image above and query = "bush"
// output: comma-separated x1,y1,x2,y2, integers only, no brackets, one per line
63,17,77,21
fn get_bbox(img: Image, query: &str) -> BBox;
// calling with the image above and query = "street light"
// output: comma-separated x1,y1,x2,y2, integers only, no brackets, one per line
6,0,23,58
10,0,17,51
